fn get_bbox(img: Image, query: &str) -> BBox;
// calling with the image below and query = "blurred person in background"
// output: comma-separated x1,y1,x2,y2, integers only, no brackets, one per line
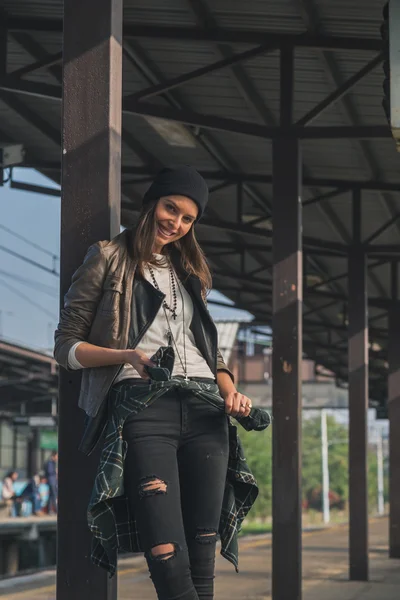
19,473,47,516
1,470,19,517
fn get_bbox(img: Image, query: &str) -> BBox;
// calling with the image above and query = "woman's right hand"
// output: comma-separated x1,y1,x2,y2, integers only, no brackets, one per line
125,349,155,379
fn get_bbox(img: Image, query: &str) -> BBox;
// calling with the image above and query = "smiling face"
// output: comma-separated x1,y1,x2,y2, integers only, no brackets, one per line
153,195,198,253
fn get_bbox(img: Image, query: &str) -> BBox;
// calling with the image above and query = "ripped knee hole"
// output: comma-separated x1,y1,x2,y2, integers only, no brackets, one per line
195,529,218,544
150,543,178,562
139,477,167,498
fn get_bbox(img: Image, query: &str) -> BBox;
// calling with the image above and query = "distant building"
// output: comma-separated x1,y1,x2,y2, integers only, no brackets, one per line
219,323,349,411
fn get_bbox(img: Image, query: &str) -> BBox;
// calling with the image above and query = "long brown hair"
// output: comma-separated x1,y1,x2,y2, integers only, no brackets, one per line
132,200,212,296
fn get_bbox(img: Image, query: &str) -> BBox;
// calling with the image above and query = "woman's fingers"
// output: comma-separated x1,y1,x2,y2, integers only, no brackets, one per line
136,359,151,379
243,404,251,417
225,392,253,417
224,393,234,415
235,395,246,417
138,365,150,379
226,393,244,416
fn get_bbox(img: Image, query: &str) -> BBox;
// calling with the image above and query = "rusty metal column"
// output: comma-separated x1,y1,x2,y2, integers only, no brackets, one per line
389,261,400,558
58,1,122,599
27,428,40,478
348,190,369,581
272,45,303,600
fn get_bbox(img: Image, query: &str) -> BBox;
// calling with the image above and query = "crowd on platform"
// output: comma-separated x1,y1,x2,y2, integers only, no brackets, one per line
0,450,58,517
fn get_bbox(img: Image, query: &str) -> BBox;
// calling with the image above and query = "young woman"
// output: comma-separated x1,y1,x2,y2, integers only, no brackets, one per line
54,166,270,600
1,470,18,517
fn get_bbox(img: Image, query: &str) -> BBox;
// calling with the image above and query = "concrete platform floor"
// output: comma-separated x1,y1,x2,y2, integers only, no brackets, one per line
1,516,399,599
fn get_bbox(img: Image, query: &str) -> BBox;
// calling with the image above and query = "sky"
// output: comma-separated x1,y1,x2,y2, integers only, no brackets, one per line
0,168,253,354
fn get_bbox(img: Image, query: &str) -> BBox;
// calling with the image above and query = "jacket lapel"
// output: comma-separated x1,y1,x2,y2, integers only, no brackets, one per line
129,273,164,348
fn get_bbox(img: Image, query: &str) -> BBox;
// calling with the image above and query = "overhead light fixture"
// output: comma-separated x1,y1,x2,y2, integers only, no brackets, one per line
242,214,272,230
306,274,323,286
0,143,25,167
144,116,197,148
369,341,382,352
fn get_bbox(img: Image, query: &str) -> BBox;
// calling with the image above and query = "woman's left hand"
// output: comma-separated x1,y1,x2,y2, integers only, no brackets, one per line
224,392,252,417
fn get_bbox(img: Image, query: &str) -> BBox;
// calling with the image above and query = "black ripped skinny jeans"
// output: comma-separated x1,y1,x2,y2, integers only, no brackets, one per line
123,382,229,600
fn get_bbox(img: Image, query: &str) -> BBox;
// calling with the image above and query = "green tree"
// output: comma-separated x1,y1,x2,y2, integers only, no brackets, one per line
302,415,348,506
239,414,387,522
239,427,272,519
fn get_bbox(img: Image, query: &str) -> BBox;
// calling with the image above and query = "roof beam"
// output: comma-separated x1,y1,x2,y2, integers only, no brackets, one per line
364,213,400,245
9,31,160,174
303,188,348,207
296,52,384,127
123,97,390,140
119,167,400,192
185,0,276,126
366,244,400,255
10,31,63,83
126,41,275,102
0,88,60,146
213,269,271,288
199,240,267,252
295,0,400,242
307,259,387,292
0,16,60,148
0,77,61,100
0,78,390,140
307,289,390,309
9,51,62,79
6,18,382,51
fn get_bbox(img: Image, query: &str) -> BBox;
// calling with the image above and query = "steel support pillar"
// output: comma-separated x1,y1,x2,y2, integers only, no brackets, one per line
389,262,400,558
272,44,303,600
27,428,40,478
57,1,122,599
348,191,369,581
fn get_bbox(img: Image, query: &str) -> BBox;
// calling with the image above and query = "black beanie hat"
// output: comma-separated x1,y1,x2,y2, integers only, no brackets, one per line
142,166,208,220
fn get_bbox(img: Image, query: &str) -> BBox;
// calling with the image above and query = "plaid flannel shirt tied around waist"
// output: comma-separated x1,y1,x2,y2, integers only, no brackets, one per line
88,376,271,577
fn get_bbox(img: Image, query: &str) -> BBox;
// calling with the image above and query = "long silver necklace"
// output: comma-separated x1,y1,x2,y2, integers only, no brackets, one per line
161,267,188,380
148,262,178,320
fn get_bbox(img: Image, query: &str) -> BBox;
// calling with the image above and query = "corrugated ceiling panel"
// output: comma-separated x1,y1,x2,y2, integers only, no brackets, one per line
4,0,63,18
315,0,385,37
124,0,196,26
208,0,304,32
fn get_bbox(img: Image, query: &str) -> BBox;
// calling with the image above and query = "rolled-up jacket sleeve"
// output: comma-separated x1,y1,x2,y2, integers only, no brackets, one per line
217,348,234,382
54,243,108,370
202,292,235,383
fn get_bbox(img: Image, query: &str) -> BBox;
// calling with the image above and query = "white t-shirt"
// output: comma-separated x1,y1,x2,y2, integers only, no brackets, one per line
1,477,15,500
68,255,214,381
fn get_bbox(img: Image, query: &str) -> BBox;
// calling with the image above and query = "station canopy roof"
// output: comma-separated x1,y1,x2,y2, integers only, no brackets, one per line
0,341,57,414
0,0,397,409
